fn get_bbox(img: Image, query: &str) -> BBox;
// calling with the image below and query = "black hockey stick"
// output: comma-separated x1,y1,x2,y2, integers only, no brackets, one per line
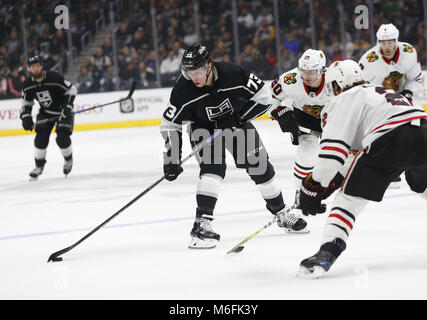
35,81,137,127
227,203,297,254
47,129,222,262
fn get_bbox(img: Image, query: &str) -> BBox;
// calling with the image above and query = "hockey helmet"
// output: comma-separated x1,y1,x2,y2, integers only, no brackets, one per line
27,55,43,67
298,49,326,80
325,60,363,95
376,23,399,44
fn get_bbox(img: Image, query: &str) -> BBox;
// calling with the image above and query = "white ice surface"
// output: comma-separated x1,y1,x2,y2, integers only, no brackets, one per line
1,120,426,300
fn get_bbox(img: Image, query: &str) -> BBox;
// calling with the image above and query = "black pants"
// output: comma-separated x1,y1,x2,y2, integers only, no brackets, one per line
188,122,275,184
34,111,74,150
343,120,427,201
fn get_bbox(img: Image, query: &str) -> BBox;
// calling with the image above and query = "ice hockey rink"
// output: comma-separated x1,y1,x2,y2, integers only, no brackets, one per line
1,119,426,300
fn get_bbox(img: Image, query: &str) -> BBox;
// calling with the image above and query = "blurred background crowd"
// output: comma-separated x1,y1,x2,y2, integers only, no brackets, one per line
0,0,425,99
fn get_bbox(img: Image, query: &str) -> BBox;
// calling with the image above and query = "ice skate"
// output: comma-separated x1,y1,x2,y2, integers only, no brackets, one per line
388,175,402,189
188,217,220,249
297,238,346,279
63,156,73,177
276,207,310,234
29,159,46,180
29,166,44,180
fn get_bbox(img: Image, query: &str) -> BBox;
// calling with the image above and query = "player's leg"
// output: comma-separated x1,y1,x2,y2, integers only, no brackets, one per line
30,113,55,179
293,133,320,208
55,114,74,176
229,123,308,233
187,124,224,249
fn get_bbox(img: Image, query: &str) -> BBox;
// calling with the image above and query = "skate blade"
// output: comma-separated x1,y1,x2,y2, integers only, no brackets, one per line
283,227,310,234
188,237,218,249
388,182,402,189
297,266,326,279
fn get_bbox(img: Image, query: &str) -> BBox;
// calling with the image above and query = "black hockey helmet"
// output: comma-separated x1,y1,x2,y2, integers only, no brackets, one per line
181,43,210,71
27,55,43,68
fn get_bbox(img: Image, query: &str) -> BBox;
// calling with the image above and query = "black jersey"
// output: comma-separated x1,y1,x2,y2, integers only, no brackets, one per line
21,71,77,115
161,62,273,131
160,62,274,162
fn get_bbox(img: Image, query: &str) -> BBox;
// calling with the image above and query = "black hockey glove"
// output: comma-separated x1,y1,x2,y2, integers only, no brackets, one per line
215,112,245,130
59,104,73,121
163,163,183,181
270,106,301,145
399,89,413,105
20,112,34,131
299,173,345,216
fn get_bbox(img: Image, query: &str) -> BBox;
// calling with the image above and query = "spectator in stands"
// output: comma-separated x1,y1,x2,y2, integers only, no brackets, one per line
100,65,117,92
76,66,93,94
91,47,111,71
120,62,139,89
102,38,113,57
0,73,8,99
160,50,181,86
34,14,49,38
7,68,25,98
280,46,297,71
255,7,273,27
255,19,275,41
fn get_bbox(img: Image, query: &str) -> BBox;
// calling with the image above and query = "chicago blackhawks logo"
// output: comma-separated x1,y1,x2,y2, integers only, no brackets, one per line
302,105,324,119
283,73,297,85
366,51,378,62
403,44,414,53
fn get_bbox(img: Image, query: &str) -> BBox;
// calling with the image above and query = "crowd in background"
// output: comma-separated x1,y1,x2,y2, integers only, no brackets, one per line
0,0,425,98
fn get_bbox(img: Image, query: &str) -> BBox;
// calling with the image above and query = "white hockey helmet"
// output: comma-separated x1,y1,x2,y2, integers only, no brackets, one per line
298,49,326,79
325,60,363,95
376,23,399,44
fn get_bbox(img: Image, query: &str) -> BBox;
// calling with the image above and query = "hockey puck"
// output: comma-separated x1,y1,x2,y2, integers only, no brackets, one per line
51,257,63,262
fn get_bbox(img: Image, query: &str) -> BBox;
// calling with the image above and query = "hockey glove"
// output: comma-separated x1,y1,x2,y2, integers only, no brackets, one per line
399,89,413,105
299,172,345,216
20,112,34,131
59,104,73,121
215,112,245,130
163,163,183,181
270,106,301,145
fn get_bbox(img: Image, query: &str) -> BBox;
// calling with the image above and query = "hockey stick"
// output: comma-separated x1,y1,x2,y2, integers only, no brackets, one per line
35,81,137,126
298,126,321,137
226,203,297,254
47,129,222,262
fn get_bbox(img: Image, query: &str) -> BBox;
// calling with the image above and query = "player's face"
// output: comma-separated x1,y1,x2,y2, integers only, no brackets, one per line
29,63,43,78
301,69,320,87
379,40,397,57
187,65,210,87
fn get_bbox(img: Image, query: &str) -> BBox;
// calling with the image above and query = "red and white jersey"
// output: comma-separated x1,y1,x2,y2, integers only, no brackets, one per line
270,67,332,120
358,42,423,94
313,83,427,187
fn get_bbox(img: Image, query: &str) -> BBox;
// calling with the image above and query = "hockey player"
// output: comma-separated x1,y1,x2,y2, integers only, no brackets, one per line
20,55,77,179
160,43,308,249
269,49,345,211
297,60,427,278
359,23,423,188
359,23,423,104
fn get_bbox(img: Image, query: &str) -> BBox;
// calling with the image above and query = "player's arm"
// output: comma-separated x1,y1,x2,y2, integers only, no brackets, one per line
20,84,35,131
160,98,185,181
269,76,301,144
402,48,423,103
52,72,77,120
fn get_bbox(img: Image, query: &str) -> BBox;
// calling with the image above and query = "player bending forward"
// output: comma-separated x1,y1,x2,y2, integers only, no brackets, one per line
160,43,308,249
20,56,77,179
270,49,347,213
297,60,427,278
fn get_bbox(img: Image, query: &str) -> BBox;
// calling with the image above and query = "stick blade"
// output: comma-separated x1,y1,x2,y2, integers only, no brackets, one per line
47,247,69,263
227,246,244,254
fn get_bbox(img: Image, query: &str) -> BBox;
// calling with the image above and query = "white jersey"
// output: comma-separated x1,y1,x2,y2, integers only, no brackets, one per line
358,42,423,94
270,67,332,123
313,83,427,187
